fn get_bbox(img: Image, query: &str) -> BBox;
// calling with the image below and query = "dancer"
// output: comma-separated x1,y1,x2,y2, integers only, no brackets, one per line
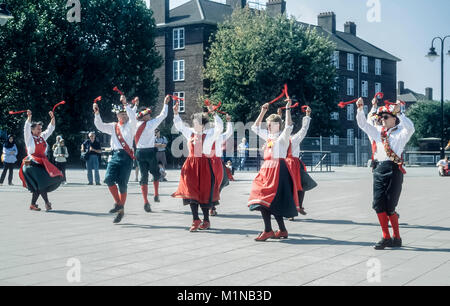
248,100,299,241
93,95,136,223
286,106,317,221
172,102,224,232
134,95,169,212
0,135,18,186
210,113,234,216
356,98,415,249
20,110,63,211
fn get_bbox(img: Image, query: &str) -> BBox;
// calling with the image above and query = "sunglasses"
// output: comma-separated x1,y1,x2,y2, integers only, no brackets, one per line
381,115,393,120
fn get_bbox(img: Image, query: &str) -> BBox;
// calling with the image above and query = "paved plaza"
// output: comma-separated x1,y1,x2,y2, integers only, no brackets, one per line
0,166,449,286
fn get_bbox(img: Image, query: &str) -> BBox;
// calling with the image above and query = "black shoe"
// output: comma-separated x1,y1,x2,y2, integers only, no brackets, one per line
109,204,120,214
88,183,93,185
96,183,101,186
154,196,160,203
113,209,124,224
374,238,393,250
144,203,152,213
392,237,402,248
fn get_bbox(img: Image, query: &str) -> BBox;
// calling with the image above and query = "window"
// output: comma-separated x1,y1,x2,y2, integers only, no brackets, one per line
375,82,382,94
362,56,368,73
173,28,185,50
312,153,321,166
347,53,354,71
361,153,369,164
363,105,369,115
347,153,355,165
375,59,382,75
347,104,354,121
332,51,339,69
347,78,354,96
330,112,339,120
333,76,339,90
347,129,354,146
362,80,368,97
173,91,185,113
330,135,339,146
361,134,369,146
173,60,185,81
401,104,406,113
331,153,340,166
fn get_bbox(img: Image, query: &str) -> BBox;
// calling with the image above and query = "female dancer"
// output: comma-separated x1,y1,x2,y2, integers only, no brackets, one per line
20,110,63,211
172,102,224,232
356,98,415,249
248,100,299,241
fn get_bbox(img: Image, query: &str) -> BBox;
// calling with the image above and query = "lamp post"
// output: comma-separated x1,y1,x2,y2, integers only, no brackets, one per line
0,3,13,26
426,36,450,159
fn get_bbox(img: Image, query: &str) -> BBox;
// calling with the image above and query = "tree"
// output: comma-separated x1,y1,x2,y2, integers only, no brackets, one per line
406,100,450,147
0,0,162,158
204,8,338,136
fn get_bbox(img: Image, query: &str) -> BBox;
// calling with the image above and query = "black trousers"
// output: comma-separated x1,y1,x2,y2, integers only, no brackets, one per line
55,162,67,182
372,161,404,215
0,163,15,184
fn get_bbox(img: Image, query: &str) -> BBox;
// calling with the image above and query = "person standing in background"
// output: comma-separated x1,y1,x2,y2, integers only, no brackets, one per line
1,135,18,186
53,138,69,184
237,137,248,171
81,132,102,185
155,128,168,169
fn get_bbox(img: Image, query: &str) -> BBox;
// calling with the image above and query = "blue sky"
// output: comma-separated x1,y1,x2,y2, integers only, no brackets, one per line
149,0,450,100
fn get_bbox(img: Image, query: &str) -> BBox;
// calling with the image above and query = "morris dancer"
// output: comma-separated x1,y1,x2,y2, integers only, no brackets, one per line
93,95,136,223
134,95,169,212
356,98,415,249
210,113,234,216
172,103,224,232
248,100,299,241
286,106,317,221
20,110,63,211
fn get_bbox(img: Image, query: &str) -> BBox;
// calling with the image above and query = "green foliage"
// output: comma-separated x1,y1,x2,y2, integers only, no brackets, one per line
406,100,450,146
0,0,162,158
204,8,338,136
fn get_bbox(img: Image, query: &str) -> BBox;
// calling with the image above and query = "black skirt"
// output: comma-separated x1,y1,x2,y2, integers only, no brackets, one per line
299,160,317,192
372,161,404,214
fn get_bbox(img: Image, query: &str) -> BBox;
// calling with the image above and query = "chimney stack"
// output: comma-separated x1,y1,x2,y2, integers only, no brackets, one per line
344,21,357,36
151,0,170,25
227,0,247,10
318,12,336,34
398,81,405,95
425,87,433,100
266,0,286,17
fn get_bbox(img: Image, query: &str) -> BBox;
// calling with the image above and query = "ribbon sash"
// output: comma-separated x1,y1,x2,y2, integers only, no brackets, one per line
134,121,147,146
115,124,136,160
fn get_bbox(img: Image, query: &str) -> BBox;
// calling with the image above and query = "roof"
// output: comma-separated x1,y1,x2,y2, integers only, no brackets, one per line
158,0,400,62
398,89,427,103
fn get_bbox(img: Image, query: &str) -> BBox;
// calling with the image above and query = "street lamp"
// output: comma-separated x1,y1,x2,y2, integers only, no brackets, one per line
426,36,450,159
0,3,13,26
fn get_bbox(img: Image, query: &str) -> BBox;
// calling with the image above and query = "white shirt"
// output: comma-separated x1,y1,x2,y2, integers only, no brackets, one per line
251,124,293,159
94,105,136,151
173,114,224,156
24,121,55,156
135,104,168,149
214,122,233,157
356,109,415,162
291,116,311,157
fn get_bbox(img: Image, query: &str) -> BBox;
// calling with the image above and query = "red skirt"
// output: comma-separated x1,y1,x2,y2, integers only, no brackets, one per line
172,156,223,205
248,159,299,210
285,157,303,192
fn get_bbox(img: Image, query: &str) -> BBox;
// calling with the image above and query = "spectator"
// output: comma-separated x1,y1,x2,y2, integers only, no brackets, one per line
52,135,62,161
81,132,102,185
155,128,168,169
0,135,18,186
237,137,249,171
226,160,235,176
158,161,167,182
53,138,69,184
436,156,449,176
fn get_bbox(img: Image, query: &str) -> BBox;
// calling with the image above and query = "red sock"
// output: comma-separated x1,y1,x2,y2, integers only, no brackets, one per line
119,193,127,206
108,185,120,204
141,185,149,204
377,212,391,239
153,181,159,197
388,213,401,238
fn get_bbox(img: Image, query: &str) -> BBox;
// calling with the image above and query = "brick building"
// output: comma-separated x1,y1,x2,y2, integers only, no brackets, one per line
150,0,401,166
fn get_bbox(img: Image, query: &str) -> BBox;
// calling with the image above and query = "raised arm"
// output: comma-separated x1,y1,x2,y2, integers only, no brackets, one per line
41,111,56,141
93,104,114,135
356,98,380,141
251,103,269,140
397,113,415,143
149,96,170,130
292,115,311,145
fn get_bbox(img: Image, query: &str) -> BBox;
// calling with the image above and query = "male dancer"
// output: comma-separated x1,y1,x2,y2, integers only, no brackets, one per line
134,95,170,212
93,95,136,223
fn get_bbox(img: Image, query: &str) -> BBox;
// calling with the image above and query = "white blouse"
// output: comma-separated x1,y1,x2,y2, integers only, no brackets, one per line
173,114,224,156
94,105,136,151
251,123,293,159
356,109,415,161
291,116,311,157
214,122,234,158
24,121,55,156
135,104,168,149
